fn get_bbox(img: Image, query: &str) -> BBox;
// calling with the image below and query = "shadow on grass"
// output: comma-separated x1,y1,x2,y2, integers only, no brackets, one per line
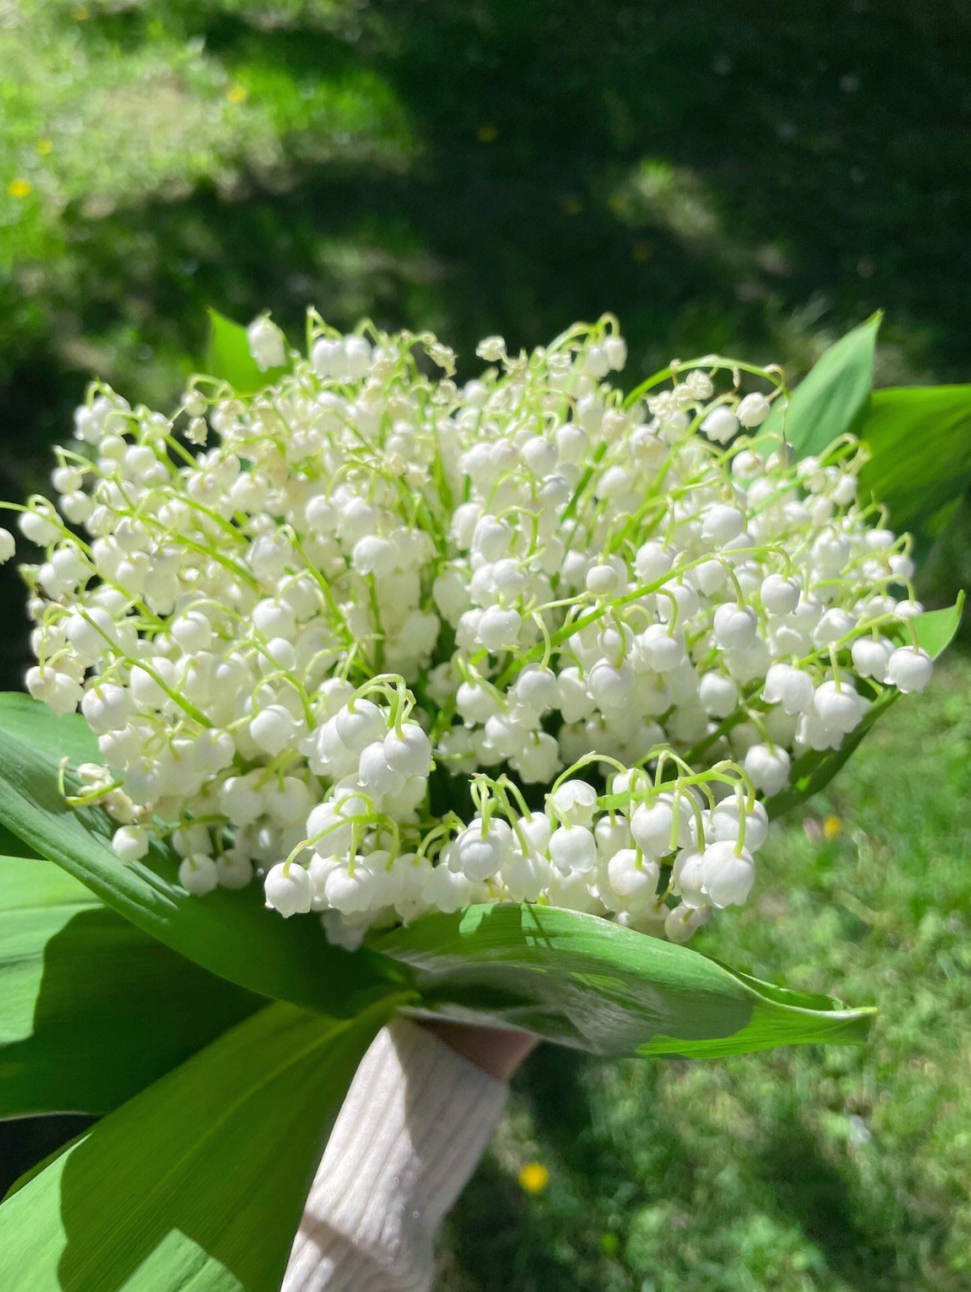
758,1124,906,1292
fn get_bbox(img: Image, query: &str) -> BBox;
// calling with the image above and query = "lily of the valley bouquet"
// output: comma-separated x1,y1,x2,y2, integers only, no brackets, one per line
0,310,960,1291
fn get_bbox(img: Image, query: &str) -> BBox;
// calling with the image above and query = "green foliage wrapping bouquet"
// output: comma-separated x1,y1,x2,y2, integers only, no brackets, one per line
0,311,960,1292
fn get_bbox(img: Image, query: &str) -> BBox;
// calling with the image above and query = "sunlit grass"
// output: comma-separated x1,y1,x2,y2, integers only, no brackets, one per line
0,0,414,268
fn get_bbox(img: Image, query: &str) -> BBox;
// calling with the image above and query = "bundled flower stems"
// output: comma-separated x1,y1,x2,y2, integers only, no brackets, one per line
4,314,932,951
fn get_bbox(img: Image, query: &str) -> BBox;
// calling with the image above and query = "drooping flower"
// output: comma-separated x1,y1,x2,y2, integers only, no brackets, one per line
11,313,930,948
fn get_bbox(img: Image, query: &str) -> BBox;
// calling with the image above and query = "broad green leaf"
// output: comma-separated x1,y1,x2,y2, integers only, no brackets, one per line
373,904,873,1058
0,694,409,1020
0,854,261,1118
759,313,881,458
0,823,38,858
0,996,405,1292
205,308,292,396
858,385,971,539
0,691,100,766
764,598,962,817
913,593,964,658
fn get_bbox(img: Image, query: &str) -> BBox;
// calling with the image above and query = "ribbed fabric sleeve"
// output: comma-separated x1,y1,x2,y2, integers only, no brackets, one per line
281,1018,509,1292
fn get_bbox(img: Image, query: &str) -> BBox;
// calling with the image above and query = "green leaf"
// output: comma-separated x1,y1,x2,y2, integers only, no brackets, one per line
205,308,292,396
858,385,971,539
0,854,262,1118
372,904,873,1058
0,691,100,765
0,823,39,858
0,997,404,1291
0,694,409,1020
913,593,964,658
759,314,881,458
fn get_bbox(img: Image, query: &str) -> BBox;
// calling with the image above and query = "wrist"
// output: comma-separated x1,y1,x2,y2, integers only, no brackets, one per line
417,1019,538,1080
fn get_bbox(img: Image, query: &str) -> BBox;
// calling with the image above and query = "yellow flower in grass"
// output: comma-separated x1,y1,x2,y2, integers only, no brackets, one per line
518,1162,549,1194
8,179,32,199
823,815,843,840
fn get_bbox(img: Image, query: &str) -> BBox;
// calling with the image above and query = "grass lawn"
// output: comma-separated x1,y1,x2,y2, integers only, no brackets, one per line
440,658,971,1292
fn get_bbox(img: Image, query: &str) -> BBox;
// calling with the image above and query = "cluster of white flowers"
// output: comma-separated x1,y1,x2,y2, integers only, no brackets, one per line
5,313,932,949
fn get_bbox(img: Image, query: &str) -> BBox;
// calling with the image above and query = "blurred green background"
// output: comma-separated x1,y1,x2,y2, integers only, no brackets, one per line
1,1,970,1288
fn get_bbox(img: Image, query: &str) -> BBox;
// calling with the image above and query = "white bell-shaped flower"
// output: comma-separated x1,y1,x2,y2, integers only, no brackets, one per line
697,840,755,908
851,637,893,682
760,573,801,615
247,316,286,371
762,663,815,715
736,392,770,428
264,862,313,918
112,825,150,864
383,723,433,778
548,825,598,875
629,794,694,860
606,849,659,906
700,406,739,444
178,854,219,896
449,819,513,881
743,744,791,796
814,680,866,735
709,798,769,852
885,646,933,693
